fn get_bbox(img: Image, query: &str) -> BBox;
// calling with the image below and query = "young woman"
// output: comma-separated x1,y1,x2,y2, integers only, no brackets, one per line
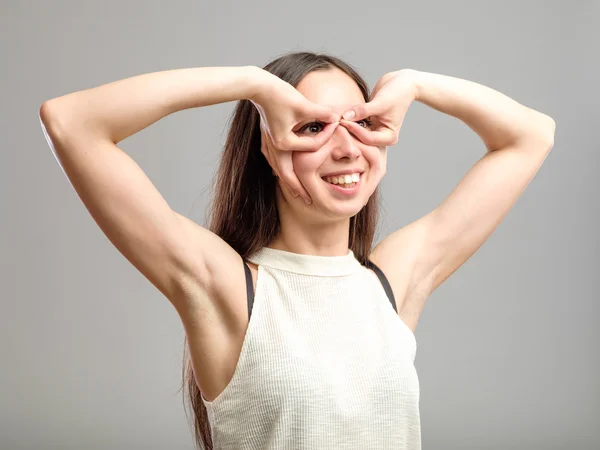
39,52,555,450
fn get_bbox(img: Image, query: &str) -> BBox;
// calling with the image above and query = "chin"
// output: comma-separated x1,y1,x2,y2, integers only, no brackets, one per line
318,198,367,220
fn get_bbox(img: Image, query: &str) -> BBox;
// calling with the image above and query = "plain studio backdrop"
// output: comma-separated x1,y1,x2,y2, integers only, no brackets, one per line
1,1,598,449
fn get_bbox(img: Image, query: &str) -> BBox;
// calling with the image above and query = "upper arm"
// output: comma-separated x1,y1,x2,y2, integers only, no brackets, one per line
40,102,215,307
373,131,554,318
426,134,553,292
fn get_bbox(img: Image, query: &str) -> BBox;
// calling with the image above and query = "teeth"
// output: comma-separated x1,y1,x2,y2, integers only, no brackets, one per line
324,172,361,185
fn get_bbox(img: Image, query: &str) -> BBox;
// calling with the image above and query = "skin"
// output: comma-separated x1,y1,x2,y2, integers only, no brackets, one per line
39,64,554,405
265,68,386,257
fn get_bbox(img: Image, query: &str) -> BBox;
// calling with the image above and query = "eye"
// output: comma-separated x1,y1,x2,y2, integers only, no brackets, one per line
298,121,325,134
358,118,373,128
299,118,373,134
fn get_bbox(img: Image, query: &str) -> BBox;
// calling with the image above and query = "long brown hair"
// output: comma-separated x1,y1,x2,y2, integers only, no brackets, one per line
181,51,381,450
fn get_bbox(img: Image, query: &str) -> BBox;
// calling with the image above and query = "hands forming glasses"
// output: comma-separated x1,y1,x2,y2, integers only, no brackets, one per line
251,69,418,205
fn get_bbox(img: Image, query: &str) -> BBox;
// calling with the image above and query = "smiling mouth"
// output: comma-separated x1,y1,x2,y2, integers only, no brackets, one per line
321,175,362,193
324,180,357,188
321,173,362,188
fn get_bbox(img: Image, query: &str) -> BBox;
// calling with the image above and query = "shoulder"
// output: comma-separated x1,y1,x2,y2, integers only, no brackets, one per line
368,214,438,332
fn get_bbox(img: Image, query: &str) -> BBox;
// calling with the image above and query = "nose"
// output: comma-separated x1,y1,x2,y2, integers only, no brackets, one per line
329,123,361,160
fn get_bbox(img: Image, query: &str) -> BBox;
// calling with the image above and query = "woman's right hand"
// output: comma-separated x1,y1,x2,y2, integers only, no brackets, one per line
249,69,341,204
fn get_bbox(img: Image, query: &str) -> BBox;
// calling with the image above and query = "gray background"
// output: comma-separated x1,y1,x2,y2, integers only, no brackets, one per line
2,0,598,449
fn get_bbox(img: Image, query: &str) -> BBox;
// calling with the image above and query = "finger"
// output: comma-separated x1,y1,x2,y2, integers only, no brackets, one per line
302,102,339,124
263,134,300,197
260,134,275,168
342,101,380,121
281,152,310,204
277,163,300,199
339,120,373,144
286,121,340,152
279,150,311,205
340,120,397,147
309,120,340,148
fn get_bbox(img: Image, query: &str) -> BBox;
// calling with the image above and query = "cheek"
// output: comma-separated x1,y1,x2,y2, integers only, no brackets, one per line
365,147,387,180
292,151,325,180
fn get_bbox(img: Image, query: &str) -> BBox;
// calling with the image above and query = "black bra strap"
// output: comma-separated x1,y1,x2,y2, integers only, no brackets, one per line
242,260,255,321
365,259,397,313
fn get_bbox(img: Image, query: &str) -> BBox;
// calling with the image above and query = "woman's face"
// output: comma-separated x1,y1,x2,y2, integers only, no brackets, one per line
288,68,386,220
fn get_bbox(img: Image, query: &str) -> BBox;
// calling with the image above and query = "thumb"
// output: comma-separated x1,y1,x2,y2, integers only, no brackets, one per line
342,101,380,121
306,103,339,124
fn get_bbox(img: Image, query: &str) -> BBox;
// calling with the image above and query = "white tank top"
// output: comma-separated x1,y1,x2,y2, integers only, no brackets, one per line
202,247,421,449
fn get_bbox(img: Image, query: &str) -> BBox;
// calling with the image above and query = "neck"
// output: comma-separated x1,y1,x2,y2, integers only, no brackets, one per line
271,210,351,257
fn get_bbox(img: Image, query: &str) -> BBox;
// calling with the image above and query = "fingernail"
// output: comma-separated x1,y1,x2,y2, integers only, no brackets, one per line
304,198,311,205
292,191,299,197
343,110,355,120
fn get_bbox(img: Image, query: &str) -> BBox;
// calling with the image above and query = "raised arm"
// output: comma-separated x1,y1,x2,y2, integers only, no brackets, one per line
341,69,555,331
39,66,265,309
410,71,555,294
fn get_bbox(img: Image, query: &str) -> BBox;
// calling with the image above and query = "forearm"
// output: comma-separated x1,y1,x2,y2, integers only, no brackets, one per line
40,66,264,144
410,70,555,151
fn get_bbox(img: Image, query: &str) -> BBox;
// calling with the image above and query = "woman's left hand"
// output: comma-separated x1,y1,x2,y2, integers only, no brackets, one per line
339,69,418,147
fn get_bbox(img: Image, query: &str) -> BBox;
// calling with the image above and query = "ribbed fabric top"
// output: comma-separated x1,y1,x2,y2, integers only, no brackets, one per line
248,246,363,276
202,247,421,449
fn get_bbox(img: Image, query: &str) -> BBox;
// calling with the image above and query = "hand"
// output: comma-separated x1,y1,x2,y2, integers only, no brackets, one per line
249,70,340,151
339,69,418,147
250,70,341,204
260,125,312,205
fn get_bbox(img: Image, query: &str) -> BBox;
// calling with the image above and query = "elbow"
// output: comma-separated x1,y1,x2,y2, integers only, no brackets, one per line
39,98,73,142
534,112,556,148
39,100,62,138
39,96,106,142
39,101,53,127
540,114,556,148
521,111,556,152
